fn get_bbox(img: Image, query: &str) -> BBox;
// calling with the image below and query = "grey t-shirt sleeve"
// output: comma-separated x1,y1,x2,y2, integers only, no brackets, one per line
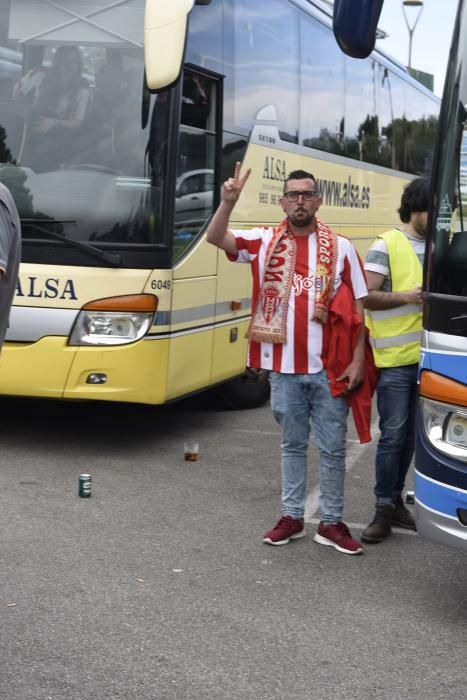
0,202,14,272
365,238,392,292
365,238,389,275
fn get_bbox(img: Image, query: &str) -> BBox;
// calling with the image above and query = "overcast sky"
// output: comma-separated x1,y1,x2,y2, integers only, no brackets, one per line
375,0,458,96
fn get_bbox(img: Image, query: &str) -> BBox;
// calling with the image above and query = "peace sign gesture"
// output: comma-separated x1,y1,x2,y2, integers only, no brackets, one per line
223,161,252,204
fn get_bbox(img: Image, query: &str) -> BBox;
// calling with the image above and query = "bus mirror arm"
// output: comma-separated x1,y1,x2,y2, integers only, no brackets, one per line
333,0,384,59
144,0,195,90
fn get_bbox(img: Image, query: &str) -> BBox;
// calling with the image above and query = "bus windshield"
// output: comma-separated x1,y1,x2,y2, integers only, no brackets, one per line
0,0,171,257
427,1,467,308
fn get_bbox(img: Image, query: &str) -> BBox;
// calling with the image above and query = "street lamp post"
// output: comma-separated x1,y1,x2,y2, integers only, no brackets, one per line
402,0,424,70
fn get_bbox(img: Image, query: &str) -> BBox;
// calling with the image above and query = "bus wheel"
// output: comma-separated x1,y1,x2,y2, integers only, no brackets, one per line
216,368,270,410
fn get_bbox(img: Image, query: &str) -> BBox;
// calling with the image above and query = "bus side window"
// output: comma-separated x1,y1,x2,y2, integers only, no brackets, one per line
175,72,218,260
181,72,211,129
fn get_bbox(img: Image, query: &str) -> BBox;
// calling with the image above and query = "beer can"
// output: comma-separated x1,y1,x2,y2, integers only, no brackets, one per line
79,474,92,498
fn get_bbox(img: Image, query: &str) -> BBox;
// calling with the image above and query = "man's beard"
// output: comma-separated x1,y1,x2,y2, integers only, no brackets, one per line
288,210,314,227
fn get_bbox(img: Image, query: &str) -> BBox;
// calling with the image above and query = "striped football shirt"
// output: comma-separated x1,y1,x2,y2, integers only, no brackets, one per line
229,226,368,374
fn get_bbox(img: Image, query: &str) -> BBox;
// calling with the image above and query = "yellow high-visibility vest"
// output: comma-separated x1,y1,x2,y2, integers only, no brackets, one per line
366,228,423,368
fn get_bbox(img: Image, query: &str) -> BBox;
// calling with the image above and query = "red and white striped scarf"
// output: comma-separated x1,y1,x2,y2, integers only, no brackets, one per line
246,218,338,344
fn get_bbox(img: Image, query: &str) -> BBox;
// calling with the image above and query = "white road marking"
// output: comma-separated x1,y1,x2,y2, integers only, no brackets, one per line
306,518,418,535
232,420,388,526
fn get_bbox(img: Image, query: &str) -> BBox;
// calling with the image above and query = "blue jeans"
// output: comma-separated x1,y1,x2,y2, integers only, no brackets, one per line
374,364,419,503
269,370,349,523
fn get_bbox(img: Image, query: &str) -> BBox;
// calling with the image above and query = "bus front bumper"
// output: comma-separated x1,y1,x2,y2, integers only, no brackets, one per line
0,336,169,404
415,470,467,550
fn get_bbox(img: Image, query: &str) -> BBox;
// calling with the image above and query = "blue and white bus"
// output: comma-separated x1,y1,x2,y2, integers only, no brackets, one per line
334,0,467,551
415,0,467,549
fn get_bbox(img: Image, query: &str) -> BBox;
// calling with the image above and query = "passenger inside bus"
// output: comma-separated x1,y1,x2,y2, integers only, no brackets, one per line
13,46,91,170
70,61,123,170
70,60,150,178
15,46,90,131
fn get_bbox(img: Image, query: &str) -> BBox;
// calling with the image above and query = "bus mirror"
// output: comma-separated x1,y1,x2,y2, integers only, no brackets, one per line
144,0,195,90
333,0,384,59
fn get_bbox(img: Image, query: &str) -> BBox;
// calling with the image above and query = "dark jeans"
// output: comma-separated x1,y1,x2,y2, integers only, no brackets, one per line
374,364,419,503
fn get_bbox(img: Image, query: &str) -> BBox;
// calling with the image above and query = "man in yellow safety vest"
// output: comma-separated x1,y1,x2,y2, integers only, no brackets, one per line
362,178,429,543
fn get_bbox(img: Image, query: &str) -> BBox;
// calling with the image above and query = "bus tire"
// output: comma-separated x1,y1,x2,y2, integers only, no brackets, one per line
216,368,270,410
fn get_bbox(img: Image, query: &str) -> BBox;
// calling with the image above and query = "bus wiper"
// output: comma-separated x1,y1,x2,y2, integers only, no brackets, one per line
20,219,122,267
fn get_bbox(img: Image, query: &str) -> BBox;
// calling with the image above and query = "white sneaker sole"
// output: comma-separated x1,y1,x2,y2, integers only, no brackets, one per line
263,529,306,546
313,532,363,555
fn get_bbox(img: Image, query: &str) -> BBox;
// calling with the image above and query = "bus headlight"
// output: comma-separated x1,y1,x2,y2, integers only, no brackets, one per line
69,294,158,346
420,397,467,463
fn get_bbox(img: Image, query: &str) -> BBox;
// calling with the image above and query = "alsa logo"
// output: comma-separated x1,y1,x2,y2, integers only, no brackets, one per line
15,276,78,300
263,156,287,182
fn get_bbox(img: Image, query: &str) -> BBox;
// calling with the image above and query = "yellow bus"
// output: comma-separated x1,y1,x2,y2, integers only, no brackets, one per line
0,0,439,407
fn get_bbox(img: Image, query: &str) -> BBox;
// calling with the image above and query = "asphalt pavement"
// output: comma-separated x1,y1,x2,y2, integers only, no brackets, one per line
0,393,465,700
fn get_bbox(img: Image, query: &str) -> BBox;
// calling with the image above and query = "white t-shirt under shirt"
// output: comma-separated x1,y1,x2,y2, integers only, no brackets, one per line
230,226,368,374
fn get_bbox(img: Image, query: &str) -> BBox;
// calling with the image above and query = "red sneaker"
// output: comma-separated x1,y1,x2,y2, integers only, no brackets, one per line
313,522,363,555
263,516,306,545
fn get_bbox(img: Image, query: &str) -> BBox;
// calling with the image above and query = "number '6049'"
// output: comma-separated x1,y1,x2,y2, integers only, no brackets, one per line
151,280,171,290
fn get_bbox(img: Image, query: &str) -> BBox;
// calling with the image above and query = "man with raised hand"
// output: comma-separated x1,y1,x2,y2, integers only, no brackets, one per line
207,163,368,555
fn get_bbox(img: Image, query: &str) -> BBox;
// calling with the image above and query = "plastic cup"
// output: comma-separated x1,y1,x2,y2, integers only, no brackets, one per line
184,442,199,461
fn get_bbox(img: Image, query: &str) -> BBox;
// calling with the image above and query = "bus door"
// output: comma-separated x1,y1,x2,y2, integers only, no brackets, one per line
167,68,222,400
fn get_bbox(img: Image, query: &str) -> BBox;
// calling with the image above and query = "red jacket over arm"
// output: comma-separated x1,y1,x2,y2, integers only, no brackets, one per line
322,273,379,444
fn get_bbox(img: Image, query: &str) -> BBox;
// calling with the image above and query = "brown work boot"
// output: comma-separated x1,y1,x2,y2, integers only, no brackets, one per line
361,503,394,543
392,495,416,530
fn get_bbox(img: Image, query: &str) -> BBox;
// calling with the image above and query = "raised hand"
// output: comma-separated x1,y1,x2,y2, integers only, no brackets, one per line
223,161,252,204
